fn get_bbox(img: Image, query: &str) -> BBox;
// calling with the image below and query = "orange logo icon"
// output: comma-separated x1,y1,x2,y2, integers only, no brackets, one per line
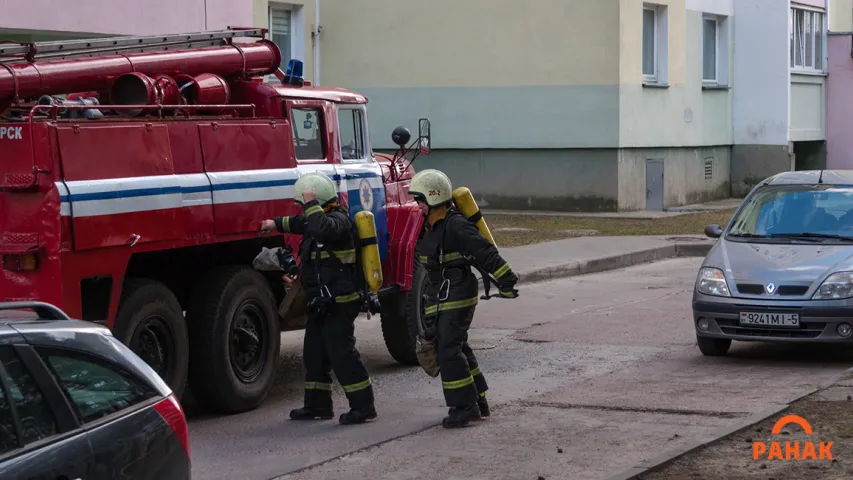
752,415,833,461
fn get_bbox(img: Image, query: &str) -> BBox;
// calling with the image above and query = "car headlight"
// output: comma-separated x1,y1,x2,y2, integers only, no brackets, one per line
696,267,730,297
812,272,853,300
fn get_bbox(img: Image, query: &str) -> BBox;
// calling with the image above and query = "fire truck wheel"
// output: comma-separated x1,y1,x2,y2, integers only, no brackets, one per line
186,265,280,414
114,278,189,399
379,258,426,365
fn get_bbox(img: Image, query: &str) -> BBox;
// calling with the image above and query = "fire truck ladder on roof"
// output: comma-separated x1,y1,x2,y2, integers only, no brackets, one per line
0,27,268,63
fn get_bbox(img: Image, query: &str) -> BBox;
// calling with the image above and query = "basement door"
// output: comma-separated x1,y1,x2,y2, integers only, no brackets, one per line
645,159,664,211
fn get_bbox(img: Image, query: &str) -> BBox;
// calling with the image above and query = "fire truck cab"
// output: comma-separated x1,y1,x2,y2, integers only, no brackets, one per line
0,28,431,414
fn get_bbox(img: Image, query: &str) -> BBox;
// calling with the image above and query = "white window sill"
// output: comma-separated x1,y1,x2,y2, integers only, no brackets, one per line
702,83,731,90
790,69,827,77
642,81,670,89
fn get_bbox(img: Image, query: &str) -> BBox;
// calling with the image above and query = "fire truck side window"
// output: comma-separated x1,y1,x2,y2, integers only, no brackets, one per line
337,108,365,161
290,107,326,160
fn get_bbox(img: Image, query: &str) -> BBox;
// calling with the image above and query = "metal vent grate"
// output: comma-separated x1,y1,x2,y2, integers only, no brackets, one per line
704,158,713,179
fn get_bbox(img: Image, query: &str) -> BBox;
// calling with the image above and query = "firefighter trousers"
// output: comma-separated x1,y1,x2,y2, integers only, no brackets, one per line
302,301,374,411
436,306,489,407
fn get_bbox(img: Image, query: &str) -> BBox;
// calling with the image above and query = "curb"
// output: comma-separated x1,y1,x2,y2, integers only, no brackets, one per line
602,379,840,480
513,242,713,287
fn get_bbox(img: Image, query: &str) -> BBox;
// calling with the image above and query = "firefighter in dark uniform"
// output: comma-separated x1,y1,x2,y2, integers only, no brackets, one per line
260,172,377,425
408,169,519,428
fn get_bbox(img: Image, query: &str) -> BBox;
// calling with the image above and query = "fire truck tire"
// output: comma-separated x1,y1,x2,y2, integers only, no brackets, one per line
379,258,427,365
186,265,280,414
113,278,189,399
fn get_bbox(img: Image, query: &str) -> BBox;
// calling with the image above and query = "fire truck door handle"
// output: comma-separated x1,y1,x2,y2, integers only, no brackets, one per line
128,234,141,247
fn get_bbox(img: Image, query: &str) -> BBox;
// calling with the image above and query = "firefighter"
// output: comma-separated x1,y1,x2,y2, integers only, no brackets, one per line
260,172,377,425
408,169,519,428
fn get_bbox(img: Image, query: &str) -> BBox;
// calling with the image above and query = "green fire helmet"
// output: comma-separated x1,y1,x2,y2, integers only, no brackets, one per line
409,169,453,208
294,171,338,205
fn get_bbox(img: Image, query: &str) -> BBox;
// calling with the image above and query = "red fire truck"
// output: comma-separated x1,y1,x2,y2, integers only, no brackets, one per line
0,27,431,414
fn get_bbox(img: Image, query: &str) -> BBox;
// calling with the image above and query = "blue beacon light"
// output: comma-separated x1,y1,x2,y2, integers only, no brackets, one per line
284,59,305,86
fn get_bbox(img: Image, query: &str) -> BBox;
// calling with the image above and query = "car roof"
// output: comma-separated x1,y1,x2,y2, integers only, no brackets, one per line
762,169,853,185
0,318,110,336
0,315,170,396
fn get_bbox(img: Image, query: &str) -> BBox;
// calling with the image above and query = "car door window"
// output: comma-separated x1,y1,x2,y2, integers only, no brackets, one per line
0,347,58,445
36,349,158,424
0,378,18,455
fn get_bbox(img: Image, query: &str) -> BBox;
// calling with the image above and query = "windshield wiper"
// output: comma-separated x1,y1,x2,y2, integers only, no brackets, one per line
769,232,853,241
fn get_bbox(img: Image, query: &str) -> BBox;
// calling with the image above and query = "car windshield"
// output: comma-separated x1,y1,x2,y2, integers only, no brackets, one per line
727,184,853,242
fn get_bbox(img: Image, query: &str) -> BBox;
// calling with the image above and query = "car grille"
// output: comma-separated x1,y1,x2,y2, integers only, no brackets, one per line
736,284,810,296
715,318,826,338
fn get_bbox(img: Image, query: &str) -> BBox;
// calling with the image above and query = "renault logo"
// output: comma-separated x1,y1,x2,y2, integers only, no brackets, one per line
765,283,777,294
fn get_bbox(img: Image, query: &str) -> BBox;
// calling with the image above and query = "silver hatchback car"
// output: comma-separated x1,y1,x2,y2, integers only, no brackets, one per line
693,170,853,356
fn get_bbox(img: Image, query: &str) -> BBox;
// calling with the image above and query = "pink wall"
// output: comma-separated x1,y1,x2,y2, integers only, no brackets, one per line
0,0,254,35
826,34,853,168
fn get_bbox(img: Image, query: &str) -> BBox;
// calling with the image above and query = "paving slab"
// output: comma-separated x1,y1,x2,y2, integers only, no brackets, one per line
275,405,733,480
511,290,696,347
530,345,853,416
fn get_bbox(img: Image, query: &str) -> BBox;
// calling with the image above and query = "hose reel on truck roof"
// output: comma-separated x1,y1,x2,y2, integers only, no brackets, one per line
0,27,281,118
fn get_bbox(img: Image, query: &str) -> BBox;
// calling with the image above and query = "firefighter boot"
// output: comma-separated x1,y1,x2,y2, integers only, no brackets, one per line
442,403,481,428
339,405,378,425
289,407,334,420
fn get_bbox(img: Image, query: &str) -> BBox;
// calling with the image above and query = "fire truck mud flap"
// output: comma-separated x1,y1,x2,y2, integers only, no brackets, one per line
185,265,280,414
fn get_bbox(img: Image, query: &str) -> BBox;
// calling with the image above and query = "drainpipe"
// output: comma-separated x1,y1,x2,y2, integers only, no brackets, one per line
314,0,321,85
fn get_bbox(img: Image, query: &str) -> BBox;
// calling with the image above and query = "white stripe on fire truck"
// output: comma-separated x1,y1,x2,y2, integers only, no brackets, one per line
55,168,383,218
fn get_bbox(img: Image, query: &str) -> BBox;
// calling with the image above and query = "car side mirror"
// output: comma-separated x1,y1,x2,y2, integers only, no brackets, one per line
704,224,723,238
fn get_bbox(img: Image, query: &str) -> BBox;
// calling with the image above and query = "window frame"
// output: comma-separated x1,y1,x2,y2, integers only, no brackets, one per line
790,5,827,74
336,105,371,164
267,2,305,83
287,100,331,164
642,6,658,82
702,15,719,84
642,3,669,85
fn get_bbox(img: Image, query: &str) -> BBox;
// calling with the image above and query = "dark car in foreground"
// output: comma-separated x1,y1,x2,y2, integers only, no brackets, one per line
693,170,853,356
0,301,190,479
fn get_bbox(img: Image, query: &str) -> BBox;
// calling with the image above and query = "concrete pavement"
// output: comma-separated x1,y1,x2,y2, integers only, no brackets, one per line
186,258,853,480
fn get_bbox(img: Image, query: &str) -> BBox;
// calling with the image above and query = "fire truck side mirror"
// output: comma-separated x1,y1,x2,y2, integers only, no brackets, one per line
418,118,431,155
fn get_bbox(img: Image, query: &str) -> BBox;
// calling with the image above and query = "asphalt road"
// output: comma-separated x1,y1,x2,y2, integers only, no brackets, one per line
185,258,853,480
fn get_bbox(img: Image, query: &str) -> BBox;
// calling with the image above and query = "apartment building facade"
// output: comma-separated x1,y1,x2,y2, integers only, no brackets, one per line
1,0,821,211
312,0,817,210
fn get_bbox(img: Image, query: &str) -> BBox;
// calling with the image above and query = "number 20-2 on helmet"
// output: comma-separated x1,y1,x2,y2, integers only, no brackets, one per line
409,169,453,208
294,172,338,206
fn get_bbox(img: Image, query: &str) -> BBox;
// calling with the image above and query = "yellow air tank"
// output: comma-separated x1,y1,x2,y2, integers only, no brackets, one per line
452,187,496,246
354,210,383,294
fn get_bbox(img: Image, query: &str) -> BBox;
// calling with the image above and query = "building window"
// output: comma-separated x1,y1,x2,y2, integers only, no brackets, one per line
702,17,718,83
702,14,729,86
642,4,668,84
269,4,292,72
790,6,826,72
